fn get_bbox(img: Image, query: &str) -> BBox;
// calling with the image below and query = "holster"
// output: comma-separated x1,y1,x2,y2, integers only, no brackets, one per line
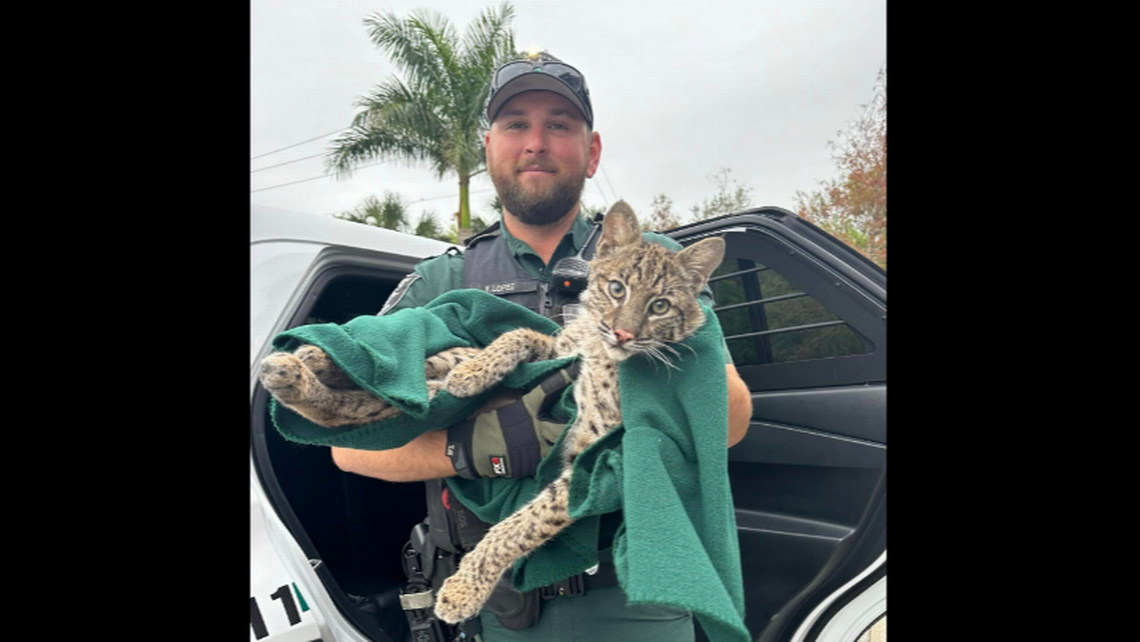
482,571,543,630
425,478,489,554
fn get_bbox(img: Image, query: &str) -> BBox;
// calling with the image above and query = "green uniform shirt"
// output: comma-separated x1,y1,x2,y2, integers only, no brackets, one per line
385,214,729,364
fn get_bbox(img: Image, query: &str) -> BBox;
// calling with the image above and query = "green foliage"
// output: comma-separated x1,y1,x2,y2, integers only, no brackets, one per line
412,209,452,242
326,2,522,232
336,192,408,231
336,192,457,243
443,212,492,244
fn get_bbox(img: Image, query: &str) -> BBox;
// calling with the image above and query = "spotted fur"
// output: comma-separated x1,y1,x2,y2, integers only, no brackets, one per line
258,201,725,622
259,343,481,428
433,201,724,623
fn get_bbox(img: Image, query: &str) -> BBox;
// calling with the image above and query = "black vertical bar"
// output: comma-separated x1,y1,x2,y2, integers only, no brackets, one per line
740,259,773,364
250,597,269,640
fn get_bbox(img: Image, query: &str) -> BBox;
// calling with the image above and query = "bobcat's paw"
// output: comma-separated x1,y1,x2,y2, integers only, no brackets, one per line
444,361,498,398
294,345,354,388
434,572,490,624
259,353,310,403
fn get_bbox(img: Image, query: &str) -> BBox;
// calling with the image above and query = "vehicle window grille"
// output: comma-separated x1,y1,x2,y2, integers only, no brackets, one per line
711,257,869,366
714,291,809,313
724,319,849,341
708,265,772,283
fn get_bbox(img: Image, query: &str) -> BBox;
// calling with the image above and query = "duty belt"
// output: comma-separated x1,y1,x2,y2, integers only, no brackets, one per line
539,562,619,599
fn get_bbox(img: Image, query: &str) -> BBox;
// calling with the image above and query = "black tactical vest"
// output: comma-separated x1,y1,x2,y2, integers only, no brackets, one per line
423,216,600,558
418,216,608,630
462,217,602,324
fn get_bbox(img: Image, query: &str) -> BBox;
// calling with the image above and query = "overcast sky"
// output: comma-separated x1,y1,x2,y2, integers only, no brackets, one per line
251,0,885,228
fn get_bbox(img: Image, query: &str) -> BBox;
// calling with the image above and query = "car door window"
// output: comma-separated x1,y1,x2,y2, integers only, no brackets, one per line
710,257,870,366
684,225,884,393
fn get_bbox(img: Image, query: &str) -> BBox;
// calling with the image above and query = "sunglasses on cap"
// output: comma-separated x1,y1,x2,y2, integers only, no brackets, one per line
488,59,593,125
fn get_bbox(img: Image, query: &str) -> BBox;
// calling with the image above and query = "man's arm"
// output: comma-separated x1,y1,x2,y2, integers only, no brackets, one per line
331,387,539,482
333,253,467,482
331,430,455,482
333,365,750,479
726,363,751,448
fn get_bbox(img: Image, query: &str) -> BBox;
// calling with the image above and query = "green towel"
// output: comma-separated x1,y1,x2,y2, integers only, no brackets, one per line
269,289,748,642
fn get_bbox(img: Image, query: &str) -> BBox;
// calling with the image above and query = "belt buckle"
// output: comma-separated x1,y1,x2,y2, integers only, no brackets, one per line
539,573,586,599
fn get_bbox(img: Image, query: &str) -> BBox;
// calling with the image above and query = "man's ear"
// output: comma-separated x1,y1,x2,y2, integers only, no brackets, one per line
595,200,641,258
586,131,602,179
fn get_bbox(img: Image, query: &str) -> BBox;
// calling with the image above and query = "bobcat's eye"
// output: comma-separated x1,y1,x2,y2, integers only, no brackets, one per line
608,280,625,298
651,299,671,314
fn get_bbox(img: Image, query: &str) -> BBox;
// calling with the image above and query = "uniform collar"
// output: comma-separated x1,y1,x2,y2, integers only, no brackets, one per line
498,210,593,264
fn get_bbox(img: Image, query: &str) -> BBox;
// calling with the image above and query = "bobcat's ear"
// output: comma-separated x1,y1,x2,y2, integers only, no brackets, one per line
677,237,726,293
595,200,641,258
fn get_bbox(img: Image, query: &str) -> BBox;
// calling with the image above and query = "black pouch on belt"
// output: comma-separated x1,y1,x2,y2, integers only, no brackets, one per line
482,573,542,630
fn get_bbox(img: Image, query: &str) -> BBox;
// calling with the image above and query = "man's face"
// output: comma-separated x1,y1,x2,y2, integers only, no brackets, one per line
485,90,601,226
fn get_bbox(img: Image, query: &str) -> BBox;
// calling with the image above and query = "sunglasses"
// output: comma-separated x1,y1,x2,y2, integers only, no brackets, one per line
491,60,592,105
493,60,586,89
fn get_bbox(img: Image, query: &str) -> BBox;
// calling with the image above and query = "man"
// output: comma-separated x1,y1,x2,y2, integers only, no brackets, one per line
332,52,751,640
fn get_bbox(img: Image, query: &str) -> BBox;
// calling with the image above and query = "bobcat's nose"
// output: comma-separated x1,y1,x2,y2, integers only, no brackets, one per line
614,328,635,345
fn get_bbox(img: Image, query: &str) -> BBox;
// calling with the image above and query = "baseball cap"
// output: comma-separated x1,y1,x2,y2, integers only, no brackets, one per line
486,52,594,129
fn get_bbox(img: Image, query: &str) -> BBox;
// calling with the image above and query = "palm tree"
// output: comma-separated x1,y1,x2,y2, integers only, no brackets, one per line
336,192,409,231
327,3,520,238
412,209,450,241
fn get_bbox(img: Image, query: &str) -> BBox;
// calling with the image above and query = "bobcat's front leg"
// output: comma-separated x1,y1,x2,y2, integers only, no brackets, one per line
260,345,480,428
434,469,575,623
445,329,557,398
424,346,482,379
259,351,402,427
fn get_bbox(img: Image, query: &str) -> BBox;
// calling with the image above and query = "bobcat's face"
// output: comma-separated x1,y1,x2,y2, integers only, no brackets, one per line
580,243,709,362
576,200,726,363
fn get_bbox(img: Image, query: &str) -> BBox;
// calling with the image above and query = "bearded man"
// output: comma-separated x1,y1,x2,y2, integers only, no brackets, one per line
331,52,751,641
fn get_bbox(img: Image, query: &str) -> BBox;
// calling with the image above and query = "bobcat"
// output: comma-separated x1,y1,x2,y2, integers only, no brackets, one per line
258,201,725,623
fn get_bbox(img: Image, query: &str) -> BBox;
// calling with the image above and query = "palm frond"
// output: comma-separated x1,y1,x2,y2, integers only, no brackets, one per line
461,2,518,74
356,78,447,148
364,10,451,96
336,192,409,232
406,9,461,96
413,208,450,241
377,191,409,230
325,123,434,177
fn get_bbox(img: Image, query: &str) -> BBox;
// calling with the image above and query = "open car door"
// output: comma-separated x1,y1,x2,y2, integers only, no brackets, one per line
251,206,885,642
667,208,886,642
